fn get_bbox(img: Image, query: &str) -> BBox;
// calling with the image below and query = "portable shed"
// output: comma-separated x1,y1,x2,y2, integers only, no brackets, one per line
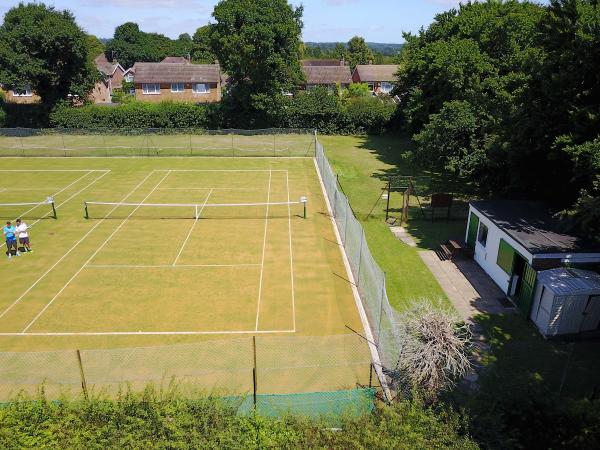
530,268,600,338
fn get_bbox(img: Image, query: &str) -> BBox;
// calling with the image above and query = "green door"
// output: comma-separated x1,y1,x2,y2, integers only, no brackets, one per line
466,212,479,250
514,263,537,316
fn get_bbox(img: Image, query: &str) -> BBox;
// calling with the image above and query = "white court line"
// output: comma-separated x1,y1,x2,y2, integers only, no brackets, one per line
0,171,155,322
172,189,213,267
286,171,296,332
0,330,296,336
158,188,265,191
0,169,99,172
154,169,288,172
0,170,111,249
21,171,172,333
85,264,260,269
255,170,272,331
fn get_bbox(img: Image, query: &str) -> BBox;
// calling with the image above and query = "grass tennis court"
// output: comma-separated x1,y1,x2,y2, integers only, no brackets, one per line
0,152,372,399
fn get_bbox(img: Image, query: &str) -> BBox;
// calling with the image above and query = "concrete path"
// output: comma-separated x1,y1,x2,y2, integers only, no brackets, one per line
389,226,417,247
419,250,515,324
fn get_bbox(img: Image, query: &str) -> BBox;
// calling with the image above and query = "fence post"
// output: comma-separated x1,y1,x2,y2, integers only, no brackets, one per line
61,133,67,157
376,273,387,346
356,229,365,287
385,177,391,221
76,349,89,400
369,363,373,389
189,132,193,156
252,335,257,410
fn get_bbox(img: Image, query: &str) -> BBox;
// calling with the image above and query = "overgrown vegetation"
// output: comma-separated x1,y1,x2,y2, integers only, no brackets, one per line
0,387,477,449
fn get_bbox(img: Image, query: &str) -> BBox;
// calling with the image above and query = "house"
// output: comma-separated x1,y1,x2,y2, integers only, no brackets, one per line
0,83,41,104
92,54,127,103
132,62,222,103
352,64,398,94
300,60,352,90
465,200,600,315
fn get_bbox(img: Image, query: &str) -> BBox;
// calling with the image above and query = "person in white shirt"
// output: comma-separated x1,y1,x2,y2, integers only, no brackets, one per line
15,218,31,253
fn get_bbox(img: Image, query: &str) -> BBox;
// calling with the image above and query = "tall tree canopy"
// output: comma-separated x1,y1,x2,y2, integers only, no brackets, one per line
396,0,600,240
346,36,375,69
210,0,304,127
105,23,193,68
191,25,216,63
0,2,98,105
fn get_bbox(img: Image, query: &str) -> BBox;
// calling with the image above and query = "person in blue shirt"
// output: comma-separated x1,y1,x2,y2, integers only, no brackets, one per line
3,221,20,259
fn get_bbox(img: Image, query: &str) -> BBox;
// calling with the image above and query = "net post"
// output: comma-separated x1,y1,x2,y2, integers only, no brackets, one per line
369,363,373,389
84,201,89,219
76,349,89,401
300,196,307,219
252,335,257,409
51,201,57,219
385,177,391,221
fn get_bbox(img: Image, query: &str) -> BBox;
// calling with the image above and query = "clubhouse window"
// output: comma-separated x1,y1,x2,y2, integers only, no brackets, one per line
171,83,185,93
142,83,161,94
192,83,209,94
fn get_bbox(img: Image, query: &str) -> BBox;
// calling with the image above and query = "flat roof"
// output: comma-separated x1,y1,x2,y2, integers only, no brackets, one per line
471,200,600,255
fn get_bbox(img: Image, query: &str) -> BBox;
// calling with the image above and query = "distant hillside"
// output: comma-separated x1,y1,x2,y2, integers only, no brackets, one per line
305,42,404,56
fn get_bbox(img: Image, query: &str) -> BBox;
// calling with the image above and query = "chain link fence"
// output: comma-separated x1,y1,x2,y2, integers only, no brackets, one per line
0,128,316,157
0,334,376,416
315,140,402,379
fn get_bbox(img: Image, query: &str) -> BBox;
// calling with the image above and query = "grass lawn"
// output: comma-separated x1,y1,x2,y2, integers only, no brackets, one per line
320,134,453,310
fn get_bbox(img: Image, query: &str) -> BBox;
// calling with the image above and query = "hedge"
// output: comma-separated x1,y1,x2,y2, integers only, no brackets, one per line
47,91,397,134
49,101,221,129
0,388,477,449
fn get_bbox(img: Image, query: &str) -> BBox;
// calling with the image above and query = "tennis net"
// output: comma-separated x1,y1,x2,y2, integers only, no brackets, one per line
0,197,57,220
83,198,308,220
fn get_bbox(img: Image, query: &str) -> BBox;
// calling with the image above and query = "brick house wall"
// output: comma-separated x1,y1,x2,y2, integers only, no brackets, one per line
90,79,111,104
135,82,221,103
3,89,42,104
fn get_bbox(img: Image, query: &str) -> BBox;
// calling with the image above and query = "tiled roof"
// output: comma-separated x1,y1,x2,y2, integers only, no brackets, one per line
353,65,399,82
132,63,221,83
302,59,345,67
302,65,352,85
94,54,120,76
161,56,191,64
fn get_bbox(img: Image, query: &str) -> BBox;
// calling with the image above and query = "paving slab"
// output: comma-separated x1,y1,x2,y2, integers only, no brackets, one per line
418,250,516,323
389,226,417,247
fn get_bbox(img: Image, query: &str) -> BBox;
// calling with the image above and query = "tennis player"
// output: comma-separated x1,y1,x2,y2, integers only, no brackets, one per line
3,221,20,259
15,218,31,252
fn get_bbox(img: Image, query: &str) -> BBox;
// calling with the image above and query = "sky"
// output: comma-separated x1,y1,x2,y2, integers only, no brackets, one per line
0,0,477,43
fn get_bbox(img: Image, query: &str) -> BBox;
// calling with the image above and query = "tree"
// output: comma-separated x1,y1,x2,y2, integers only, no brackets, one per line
346,36,374,69
105,22,184,68
0,2,98,106
85,34,105,64
210,0,304,127
191,25,216,63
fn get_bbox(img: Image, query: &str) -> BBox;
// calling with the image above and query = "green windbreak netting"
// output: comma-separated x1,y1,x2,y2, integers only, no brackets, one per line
229,388,376,417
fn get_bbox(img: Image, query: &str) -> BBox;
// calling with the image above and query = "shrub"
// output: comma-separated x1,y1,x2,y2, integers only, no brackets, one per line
0,387,477,448
50,101,219,129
